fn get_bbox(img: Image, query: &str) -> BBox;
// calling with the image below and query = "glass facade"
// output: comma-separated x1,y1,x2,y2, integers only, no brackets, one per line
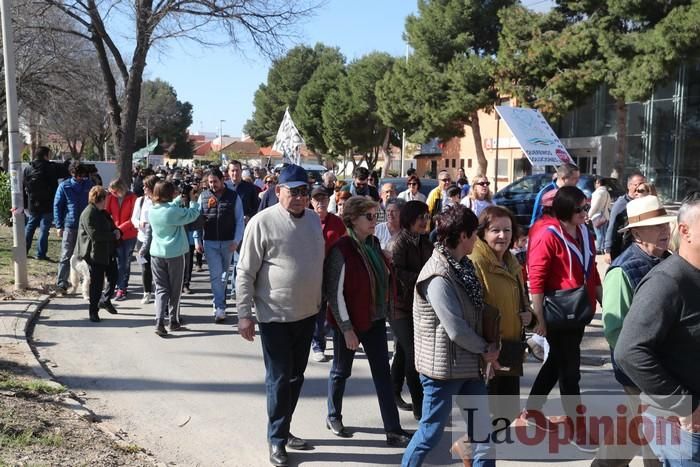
555,63,700,201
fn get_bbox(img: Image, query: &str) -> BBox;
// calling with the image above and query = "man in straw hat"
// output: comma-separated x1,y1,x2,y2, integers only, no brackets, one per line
592,195,674,466
616,192,700,466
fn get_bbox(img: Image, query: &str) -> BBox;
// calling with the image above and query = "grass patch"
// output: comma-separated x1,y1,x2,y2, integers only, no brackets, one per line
0,224,62,293
114,442,143,454
0,428,63,448
0,372,64,395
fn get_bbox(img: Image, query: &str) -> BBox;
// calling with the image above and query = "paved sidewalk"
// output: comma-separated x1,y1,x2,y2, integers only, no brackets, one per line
0,295,50,378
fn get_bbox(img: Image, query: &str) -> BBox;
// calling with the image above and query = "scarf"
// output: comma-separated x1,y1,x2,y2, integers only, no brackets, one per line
348,228,388,316
434,242,484,311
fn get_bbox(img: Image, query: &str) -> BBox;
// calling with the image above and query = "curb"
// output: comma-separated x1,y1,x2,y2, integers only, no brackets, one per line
20,295,159,463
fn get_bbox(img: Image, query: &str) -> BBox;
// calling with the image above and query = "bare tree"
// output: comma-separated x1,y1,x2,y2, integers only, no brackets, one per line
40,0,321,182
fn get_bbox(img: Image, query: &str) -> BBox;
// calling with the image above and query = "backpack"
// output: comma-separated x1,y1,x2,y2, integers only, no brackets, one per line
24,162,54,211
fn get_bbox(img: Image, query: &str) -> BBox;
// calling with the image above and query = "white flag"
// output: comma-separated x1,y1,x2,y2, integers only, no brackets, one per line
272,107,305,165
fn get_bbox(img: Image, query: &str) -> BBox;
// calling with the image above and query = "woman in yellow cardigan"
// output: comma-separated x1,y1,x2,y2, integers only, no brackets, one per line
469,205,532,421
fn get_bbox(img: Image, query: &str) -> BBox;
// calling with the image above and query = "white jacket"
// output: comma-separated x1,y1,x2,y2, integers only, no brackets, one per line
588,186,611,222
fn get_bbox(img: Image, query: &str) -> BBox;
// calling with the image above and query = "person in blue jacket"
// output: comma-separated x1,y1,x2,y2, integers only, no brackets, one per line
529,163,580,227
54,161,94,294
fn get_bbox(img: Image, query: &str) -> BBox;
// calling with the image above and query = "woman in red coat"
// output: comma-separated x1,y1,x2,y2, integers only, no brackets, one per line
106,179,138,301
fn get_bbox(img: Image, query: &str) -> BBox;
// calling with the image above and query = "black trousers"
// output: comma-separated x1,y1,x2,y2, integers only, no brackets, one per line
488,374,521,422
389,318,423,414
527,326,584,417
183,245,194,287
135,240,152,294
86,259,117,314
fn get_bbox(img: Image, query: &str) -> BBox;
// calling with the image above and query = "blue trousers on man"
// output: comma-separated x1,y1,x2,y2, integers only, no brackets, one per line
25,212,53,259
204,240,235,311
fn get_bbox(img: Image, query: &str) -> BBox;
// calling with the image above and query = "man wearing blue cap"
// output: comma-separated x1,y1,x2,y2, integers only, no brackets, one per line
236,164,325,467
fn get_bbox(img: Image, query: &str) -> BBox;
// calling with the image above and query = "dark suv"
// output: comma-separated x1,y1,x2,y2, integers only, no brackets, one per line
493,174,623,228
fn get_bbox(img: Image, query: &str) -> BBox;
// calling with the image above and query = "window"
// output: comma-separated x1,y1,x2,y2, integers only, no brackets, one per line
444,159,449,168
496,158,508,178
460,159,465,168
468,159,473,168
451,159,456,168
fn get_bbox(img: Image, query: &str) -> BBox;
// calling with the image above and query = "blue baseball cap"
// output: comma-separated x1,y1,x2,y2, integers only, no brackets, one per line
278,164,308,188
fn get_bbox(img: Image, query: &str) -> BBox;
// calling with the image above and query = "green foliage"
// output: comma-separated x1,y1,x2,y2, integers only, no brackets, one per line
244,44,345,147
0,173,11,226
136,79,193,158
0,372,65,394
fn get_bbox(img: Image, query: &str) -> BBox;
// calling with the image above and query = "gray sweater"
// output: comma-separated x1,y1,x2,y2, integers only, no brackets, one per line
235,204,325,323
616,254,700,411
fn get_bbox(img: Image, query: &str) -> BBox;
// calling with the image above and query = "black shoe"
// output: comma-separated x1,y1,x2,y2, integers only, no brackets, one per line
99,301,118,314
169,321,183,332
155,323,168,337
286,433,311,450
395,394,413,412
183,285,193,294
89,311,101,322
325,417,352,438
268,444,288,466
386,429,411,447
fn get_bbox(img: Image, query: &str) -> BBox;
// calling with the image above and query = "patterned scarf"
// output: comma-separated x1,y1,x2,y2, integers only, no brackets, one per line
348,227,388,316
434,241,484,311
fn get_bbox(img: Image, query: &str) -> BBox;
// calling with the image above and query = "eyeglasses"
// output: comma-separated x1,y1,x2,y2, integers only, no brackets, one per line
574,204,591,214
407,182,418,186
440,178,451,183
476,181,491,187
282,186,309,197
363,212,378,221
635,188,648,194
355,180,368,188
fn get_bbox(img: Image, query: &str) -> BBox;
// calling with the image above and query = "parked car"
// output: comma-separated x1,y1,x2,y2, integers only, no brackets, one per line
379,177,439,198
493,174,624,228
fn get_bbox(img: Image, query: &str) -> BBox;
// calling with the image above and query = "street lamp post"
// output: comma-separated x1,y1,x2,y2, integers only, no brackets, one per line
219,119,226,164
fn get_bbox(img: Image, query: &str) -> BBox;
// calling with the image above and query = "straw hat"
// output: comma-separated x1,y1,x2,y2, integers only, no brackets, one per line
618,196,675,232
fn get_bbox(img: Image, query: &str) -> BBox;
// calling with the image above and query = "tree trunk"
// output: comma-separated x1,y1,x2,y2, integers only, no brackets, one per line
470,112,488,176
380,127,392,177
613,98,627,179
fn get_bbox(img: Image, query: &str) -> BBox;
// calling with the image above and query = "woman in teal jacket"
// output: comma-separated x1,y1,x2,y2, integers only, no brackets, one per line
148,181,201,336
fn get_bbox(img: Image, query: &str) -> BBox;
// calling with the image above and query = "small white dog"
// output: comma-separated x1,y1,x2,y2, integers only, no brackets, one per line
69,255,91,300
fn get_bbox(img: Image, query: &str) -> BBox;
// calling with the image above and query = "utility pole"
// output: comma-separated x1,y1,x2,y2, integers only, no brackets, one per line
219,120,226,165
400,44,409,177
1,0,28,289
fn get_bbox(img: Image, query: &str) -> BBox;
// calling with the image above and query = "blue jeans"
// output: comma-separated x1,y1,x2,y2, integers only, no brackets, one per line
645,410,700,467
115,238,137,291
402,376,495,467
594,221,608,252
203,240,235,310
229,251,239,298
25,212,52,258
258,315,315,447
327,319,401,433
56,227,78,289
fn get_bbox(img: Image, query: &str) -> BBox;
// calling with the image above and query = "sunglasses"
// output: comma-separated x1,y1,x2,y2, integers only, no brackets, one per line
635,188,648,194
407,182,418,186
362,212,378,221
476,181,491,187
574,204,591,214
282,186,309,197
440,178,451,183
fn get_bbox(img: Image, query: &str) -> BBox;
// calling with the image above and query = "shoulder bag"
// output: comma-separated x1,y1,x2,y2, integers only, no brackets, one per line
542,225,594,331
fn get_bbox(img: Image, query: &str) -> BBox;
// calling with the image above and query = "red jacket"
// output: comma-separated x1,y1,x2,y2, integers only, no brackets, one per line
527,216,600,308
321,213,346,254
105,192,138,240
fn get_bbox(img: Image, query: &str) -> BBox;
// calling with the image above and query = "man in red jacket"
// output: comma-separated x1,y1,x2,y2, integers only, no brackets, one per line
106,179,138,301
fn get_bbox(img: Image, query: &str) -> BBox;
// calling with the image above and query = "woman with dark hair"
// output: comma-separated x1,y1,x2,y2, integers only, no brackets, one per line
131,175,158,304
523,186,602,426
323,196,411,447
389,200,433,421
76,186,121,322
402,204,498,467
398,175,427,203
148,180,201,336
469,205,532,421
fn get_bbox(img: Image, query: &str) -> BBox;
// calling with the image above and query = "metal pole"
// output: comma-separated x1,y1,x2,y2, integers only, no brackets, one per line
1,0,28,289
145,117,149,167
400,43,409,177
219,119,225,163
494,114,500,192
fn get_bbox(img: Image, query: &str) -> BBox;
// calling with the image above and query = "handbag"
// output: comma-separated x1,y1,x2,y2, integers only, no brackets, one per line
481,303,501,345
543,285,593,331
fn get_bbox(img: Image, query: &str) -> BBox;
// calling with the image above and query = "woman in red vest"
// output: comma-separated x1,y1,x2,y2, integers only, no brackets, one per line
323,196,411,447
106,179,138,301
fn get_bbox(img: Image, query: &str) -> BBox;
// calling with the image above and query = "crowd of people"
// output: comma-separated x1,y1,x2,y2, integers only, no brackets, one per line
21,145,700,467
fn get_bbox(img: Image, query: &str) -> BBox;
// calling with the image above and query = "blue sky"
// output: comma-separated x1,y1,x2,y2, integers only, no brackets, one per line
143,0,418,137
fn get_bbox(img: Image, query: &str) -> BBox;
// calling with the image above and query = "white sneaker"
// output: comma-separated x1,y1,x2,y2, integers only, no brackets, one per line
311,351,327,362
214,309,226,323
141,292,152,304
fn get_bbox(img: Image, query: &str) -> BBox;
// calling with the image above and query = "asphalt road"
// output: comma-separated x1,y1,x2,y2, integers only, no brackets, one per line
32,264,646,467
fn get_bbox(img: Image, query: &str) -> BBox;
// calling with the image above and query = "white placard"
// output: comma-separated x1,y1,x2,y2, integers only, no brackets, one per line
495,106,574,167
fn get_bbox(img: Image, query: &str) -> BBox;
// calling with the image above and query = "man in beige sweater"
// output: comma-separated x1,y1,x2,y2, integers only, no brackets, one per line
236,164,325,467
